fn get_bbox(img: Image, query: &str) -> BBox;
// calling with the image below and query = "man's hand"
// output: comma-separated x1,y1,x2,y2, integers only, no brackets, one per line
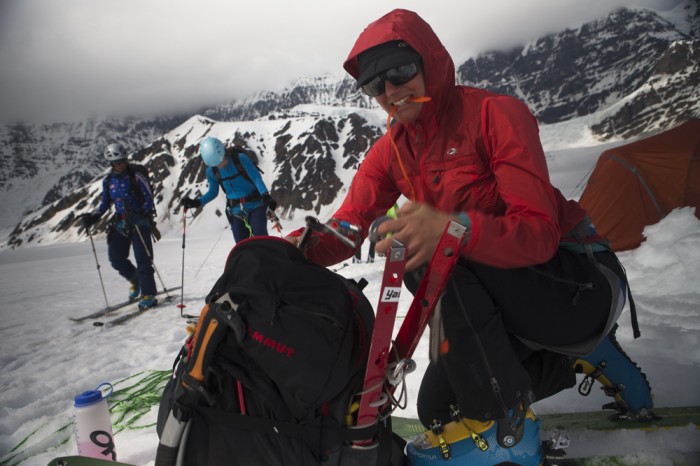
151,221,162,242
374,202,457,271
285,235,301,248
79,212,100,229
262,193,277,210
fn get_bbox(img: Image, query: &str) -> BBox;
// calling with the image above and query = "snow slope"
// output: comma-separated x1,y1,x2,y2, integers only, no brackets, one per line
0,134,699,464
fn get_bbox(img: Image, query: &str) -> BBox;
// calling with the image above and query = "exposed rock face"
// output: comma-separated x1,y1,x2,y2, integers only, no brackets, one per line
2,4,698,248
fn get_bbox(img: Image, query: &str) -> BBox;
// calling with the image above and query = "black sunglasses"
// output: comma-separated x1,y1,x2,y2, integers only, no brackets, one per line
361,62,420,97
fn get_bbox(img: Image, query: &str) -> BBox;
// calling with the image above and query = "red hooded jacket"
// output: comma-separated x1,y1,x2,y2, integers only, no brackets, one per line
299,9,588,268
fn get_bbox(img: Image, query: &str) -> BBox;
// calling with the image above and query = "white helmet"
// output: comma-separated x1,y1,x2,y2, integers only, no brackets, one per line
104,143,127,162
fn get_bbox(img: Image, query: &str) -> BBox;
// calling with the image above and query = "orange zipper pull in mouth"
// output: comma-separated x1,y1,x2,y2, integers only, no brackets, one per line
389,95,432,112
408,96,431,103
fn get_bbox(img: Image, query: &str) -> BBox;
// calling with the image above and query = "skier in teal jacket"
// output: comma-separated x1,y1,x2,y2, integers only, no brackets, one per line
182,137,276,243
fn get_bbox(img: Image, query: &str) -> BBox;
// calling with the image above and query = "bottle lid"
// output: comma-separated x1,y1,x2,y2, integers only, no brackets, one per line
74,382,113,407
74,389,102,407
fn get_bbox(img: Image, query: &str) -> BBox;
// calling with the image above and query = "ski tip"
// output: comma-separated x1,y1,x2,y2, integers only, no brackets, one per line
93,321,104,327
176,303,187,309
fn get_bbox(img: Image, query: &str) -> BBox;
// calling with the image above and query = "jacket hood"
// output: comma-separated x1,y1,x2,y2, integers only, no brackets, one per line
343,9,456,123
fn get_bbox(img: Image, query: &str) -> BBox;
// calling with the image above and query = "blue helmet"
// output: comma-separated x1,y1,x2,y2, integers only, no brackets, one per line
199,137,226,166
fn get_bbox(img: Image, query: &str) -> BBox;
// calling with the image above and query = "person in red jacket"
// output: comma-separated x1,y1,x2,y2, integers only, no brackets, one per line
288,9,653,465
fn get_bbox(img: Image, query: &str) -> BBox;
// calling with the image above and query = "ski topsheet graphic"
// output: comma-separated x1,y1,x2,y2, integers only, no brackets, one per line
70,287,181,322
392,406,700,438
392,406,700,466
92,293,180,327
46,406,700,465
355,219,469,438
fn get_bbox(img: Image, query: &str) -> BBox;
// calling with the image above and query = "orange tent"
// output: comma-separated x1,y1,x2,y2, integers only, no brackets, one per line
579,119,700,251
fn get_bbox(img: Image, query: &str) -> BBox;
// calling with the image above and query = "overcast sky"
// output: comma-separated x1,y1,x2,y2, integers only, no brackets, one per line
0,0,682,124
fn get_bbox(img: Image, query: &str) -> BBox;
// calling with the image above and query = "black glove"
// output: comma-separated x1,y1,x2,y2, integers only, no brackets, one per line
80,212,100,229
151,219,161,242
262,193,277,210
182,196,201,209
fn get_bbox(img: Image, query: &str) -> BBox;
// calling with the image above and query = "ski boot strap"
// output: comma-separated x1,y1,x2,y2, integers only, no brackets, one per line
422,411,494,453
496,400,531,449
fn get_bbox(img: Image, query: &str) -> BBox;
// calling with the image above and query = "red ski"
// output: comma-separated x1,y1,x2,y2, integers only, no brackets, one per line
354,220,469,435
392,220,469,360
355,239,407,429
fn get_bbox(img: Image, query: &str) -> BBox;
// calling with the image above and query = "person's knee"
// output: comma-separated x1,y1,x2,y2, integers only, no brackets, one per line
108,248,126,269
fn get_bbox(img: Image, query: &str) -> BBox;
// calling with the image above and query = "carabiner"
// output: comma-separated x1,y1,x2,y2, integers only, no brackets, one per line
368,216,392,243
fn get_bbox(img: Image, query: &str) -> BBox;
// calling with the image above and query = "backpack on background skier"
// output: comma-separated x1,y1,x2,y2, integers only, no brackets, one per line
212,145,265,194
156,237,406,466
118,162,161,241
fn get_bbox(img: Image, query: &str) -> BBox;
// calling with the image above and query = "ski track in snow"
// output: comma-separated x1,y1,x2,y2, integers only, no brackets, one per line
0,212,699,462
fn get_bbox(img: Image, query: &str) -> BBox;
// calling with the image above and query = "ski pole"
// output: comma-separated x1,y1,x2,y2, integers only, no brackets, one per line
86,226,110,309
194,225,226,279
133,222,170,296
177,209,188,317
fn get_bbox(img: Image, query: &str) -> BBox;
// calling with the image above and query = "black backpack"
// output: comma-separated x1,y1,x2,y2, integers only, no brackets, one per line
156,238,403,466
102,163,155,219
103,162,154,207
212,146,264,197
128,162,153,189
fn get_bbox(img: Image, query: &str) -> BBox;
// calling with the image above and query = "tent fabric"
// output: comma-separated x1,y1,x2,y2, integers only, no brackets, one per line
579,119,700,251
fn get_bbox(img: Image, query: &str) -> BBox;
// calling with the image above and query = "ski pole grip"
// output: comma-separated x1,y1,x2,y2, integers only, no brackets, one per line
154,444,179,466
155,412,188,466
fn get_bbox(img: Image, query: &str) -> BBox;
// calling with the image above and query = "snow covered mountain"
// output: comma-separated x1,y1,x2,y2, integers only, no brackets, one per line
1,2,698,249
458,5,699,139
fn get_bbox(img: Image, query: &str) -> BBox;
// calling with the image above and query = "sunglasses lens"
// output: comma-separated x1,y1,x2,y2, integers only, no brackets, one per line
386,63,419,86
360,62,419,97
361,76,385,97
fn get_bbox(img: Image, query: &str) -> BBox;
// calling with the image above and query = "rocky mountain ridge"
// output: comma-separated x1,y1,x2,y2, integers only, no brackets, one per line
1,3,698,249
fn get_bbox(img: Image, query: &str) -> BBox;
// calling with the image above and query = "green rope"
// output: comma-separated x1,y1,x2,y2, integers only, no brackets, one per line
241,210,253,237
0,369,171,466
109,370,171,432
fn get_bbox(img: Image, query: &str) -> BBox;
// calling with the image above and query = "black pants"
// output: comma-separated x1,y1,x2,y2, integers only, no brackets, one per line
107,224,157,296
406,248,625,426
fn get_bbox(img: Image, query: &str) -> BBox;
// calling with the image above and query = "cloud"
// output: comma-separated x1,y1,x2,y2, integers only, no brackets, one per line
0,0,683,123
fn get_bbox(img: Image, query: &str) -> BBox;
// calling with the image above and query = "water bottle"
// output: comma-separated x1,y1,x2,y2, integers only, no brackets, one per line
73,382,117,461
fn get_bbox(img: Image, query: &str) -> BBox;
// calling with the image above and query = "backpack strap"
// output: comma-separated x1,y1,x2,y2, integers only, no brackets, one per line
231,151,254,185
126,165,144,205
569,216,640,340
213,151,257,197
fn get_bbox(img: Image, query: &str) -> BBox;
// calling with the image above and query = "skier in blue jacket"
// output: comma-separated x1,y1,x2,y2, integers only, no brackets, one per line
181,137,276,243
81,143,158,310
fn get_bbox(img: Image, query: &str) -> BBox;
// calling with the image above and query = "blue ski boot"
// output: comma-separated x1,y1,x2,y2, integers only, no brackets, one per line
406,407,542,466
128,280,140,302
575,326,654,421
138,295,157,310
